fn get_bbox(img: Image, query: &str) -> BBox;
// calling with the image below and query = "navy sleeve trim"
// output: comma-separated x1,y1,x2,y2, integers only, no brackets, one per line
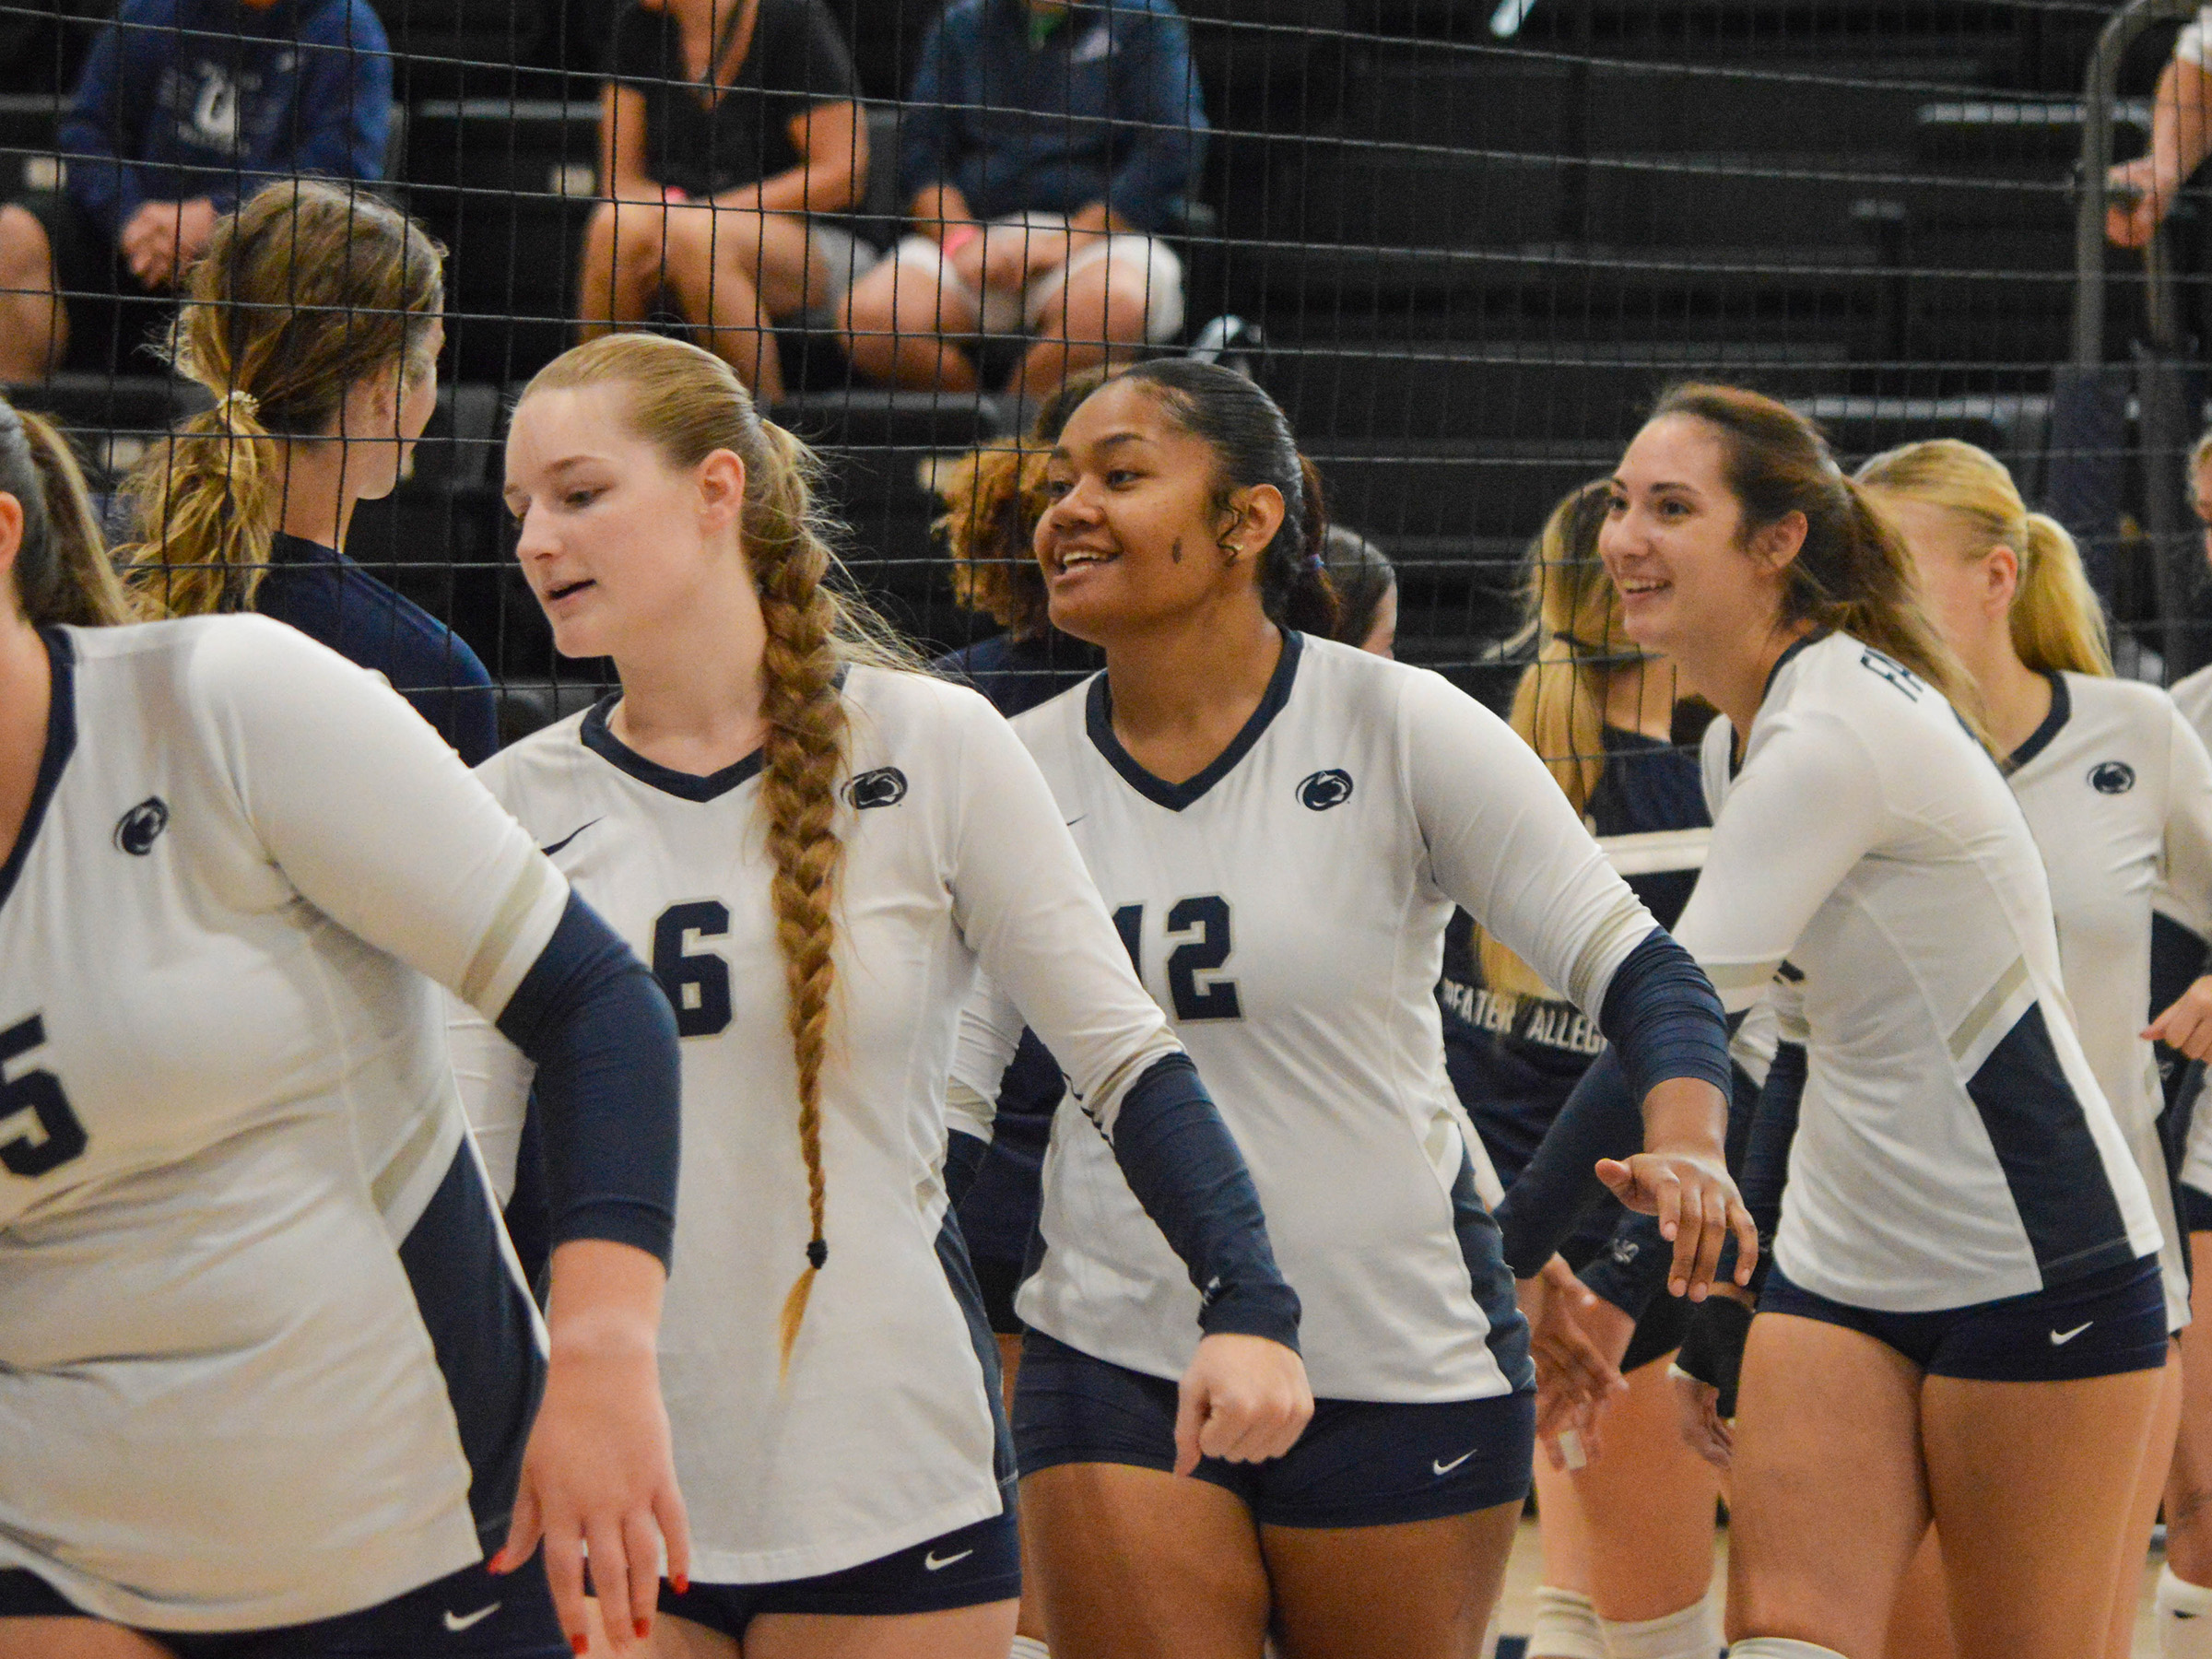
1110,1053,1301,1348
1494,1046,1641,1278
1595,927,1734,1105
497,891,681,1267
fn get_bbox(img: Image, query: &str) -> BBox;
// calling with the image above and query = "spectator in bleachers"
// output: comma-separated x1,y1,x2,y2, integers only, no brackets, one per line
579,0,870,402
840,0,1206,403
2110,10,2212,249
0,0,391,383
118,179,498,765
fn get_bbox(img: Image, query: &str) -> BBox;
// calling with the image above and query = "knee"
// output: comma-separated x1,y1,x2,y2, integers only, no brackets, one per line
0,205,53,286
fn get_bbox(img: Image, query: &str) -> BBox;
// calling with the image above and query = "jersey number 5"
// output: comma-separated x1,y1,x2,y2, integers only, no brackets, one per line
653,901,733,1038
0,1014,89,1178
1112,896,1243,1021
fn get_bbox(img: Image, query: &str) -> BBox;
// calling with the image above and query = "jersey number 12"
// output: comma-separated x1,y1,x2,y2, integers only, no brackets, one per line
1113,896,1243,1021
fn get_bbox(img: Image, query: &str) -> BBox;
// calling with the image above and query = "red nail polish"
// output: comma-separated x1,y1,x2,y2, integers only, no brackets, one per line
485,1550,508,1576
636,1619,653,1639
671,1575,689,1595
571,1635,589,1655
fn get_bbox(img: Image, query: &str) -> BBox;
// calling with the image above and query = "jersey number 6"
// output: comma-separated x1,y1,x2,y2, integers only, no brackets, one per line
0,1014,89,1178
1112,896,1243,1022
653,900,734,1038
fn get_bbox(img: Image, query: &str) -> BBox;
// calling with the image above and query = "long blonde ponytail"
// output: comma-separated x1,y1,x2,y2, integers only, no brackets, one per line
120,180,444,614
521,333,915,1376
1855,438,2112,678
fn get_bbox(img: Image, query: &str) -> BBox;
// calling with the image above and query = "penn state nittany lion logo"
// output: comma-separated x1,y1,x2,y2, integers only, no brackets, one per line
844,767,909,809
1297,769,1354,811
2089,760,2136,795
113,796,171,855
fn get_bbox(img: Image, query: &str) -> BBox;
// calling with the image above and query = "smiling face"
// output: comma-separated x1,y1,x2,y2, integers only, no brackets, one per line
1597,413,1800,672
1031,377,1277,646
503,382,747,662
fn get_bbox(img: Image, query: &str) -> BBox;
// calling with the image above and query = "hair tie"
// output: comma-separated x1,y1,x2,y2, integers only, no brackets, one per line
1300,547,1325,576
218,389,260,421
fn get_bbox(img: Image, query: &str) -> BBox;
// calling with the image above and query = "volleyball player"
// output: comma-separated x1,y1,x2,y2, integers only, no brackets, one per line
1438,482,1725,1659
458,334,1312,1659
1853,437,2212,1658
0,389,691,1658
1511,384,2166,1659
952,359,1748,1659
122,180,496,764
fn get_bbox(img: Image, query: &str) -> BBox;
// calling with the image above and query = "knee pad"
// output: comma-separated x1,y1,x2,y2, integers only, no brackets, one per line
1527,1585,1606,1659
1601,1598,1722,1659
1724,1642,1847,1659
1007,1639,1051,1659
2160,1565,2212,1658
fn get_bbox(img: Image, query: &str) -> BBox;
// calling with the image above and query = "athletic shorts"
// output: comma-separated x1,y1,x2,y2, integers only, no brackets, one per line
654,1510,1020,1637
1012,1329,1534,1527
889,214,1185,343
0,1551,567,1657
2185,1182,2212,1236
1759,1254,2169,1382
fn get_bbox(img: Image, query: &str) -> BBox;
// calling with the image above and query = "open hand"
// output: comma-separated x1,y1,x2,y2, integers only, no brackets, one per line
1670,1370,1733,1469
1596,1147,1757,1300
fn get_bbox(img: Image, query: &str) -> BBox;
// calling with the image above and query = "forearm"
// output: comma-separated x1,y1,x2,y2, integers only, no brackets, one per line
1109,1053,1301,1347
2154,56,2212,192
1494,1048,1642,1277
544,1237,666,1360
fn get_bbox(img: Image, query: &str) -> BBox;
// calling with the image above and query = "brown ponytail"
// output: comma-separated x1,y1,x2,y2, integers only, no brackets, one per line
0,398,136,627
120,179,443,615
1650,383,1987,741
522,333,915,1375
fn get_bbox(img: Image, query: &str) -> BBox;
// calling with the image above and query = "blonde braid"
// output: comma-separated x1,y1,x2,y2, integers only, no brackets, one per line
752,450,848,1376
520,334,922,1379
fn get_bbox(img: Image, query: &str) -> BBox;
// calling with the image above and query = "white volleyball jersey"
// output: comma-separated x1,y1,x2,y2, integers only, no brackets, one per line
451,666,1182,1585
0,618,568,1630
1677,632,2160,1312
976,633,1661,1403
2005,673,2212,1329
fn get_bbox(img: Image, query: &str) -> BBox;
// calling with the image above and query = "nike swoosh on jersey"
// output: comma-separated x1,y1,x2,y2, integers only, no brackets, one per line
2049,1322,2093,1346
1432,1450,1476,1477
443,1603,500,1631
924,1549,974,1571
540,819,602,858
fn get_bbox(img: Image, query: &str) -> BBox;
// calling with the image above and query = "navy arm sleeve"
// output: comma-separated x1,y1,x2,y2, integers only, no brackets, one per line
1595,927,1733,1106
1741,1041,1806,1250
495,891,681,1265
1110,1053,1302,1349
1493,1047,1641,1277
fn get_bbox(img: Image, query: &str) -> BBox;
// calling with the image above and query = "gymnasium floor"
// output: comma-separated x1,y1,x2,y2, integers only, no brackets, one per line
1488,1519,2165,1656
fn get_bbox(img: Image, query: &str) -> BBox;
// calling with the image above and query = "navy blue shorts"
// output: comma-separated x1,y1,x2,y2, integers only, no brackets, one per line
0,1552,566,1657
1759,1255,2169,1382
655,1509,1020,1637
2183,1182,2212,1236
1012,1330,1534,1527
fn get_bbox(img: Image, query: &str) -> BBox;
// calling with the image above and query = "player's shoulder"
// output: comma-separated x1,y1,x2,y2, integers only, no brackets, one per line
74,611,349,699
476,705,594,800
841,661,1008,747
2059,669,2171,724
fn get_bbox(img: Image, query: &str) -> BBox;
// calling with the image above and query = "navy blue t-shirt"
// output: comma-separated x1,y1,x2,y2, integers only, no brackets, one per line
253,532,499,766
935,629,1100,1269
1440,724,1708,1187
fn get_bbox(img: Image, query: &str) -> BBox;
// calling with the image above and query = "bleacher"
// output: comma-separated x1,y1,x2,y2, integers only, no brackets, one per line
0,0,2198,700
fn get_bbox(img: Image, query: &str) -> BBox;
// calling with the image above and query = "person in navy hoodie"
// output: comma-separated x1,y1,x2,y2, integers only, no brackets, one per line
840,0,1206,402
0,0,389,382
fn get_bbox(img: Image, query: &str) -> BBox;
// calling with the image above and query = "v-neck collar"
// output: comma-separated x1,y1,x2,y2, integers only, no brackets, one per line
1086,630,1302,811
2006,671,2070,772
0,629,77,915
582,695,764,802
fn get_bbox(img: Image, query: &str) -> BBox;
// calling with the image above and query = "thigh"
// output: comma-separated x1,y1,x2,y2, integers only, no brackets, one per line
848,243,979,334
1262,1503,1520,1659
1020,1462,1268,1659
1568,1354,1721,1620
1921,1367,2164,1659
744,1602,1017,1659
1726,1312,1931,1656
2168,1230,2212,1565
0,1622,172,1659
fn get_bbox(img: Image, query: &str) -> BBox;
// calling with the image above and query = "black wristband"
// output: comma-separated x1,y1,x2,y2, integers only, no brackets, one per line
1672,1295,1754,1418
